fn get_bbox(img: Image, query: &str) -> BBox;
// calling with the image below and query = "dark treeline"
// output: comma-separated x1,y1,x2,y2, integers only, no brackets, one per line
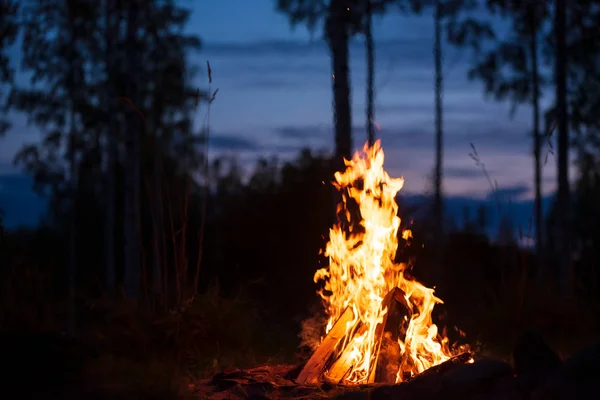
1,0,600,396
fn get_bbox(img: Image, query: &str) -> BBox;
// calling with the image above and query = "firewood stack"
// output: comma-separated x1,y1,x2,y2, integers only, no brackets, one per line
295,287,471,385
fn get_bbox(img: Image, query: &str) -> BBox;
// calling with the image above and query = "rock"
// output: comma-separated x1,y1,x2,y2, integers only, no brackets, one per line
528,343,600,400
485,375,523,400
529,376,575,400
562,342,600,383
441,358,513,399
370,371,444,400
513,330,562,392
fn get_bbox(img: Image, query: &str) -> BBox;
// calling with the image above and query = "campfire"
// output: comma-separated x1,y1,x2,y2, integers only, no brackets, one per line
297,140,471,386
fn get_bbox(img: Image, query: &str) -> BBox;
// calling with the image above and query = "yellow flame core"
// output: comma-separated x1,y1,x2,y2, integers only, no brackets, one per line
315,140,454,384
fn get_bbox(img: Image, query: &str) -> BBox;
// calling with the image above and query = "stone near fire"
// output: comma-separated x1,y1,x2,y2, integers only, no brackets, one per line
562,342,600,383
513,330,562,392
369,369,444,400
441,358,513,399
486,375,523,400
529,342,600,400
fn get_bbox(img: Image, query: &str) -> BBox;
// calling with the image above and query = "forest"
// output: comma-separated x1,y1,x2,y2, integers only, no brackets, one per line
1,0,600,398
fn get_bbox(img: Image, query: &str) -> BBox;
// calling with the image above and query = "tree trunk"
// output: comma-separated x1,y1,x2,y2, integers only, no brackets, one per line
104,0,116,293
68,112,77,335
152,123,163,299
66,3,79,335
530,4,543,282
124,0,141,298
327,0,353,165
365,0,375,147
554,0,570,295
145,3,163,301
433,0,444,272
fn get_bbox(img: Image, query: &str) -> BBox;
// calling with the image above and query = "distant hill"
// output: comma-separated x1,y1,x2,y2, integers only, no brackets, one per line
0,173,47,229
399,192,554,243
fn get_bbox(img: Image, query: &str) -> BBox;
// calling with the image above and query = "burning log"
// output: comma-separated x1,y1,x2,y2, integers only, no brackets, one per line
323,287,412,384
369,287,412,384
324,323,368,383
411,352,473,379
296,307,355,385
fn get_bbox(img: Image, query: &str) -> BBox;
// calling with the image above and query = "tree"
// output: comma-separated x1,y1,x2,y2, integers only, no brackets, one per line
123,0,142,298
447,0,549,277
554,0,569,294
563,2,600,295
276,0,422,162
365,0,375,146
9,0,202,303
433,0,444,270
276,0,355,163
10,0,102,332
414,0,489,272
0,0,19,136
103,0,117,292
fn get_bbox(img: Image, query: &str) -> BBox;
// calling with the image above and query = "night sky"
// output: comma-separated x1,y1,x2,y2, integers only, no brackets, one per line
0,0,568,229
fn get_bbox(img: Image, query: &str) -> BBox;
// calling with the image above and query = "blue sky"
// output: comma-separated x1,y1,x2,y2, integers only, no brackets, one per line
0,0,571,230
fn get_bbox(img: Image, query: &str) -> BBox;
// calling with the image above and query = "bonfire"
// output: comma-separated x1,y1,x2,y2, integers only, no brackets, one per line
297,140,471,386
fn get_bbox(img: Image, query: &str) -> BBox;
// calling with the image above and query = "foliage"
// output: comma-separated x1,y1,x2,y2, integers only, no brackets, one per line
0,0,19,135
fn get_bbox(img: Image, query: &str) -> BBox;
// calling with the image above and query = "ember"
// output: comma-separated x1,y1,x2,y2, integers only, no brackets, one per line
298,140,470,385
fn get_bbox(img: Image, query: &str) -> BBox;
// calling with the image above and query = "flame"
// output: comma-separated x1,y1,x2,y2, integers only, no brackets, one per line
315,140,460,384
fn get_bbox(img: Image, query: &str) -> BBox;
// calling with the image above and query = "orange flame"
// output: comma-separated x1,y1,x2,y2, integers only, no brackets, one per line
315,140,461,384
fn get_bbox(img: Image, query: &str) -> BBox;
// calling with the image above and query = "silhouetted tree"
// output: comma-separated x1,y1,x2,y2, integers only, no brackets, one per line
564,2,600,295
365,0,375,146
447,0,550,277
8,0,202,304
0,0,18,136
276,0,356,163
276,0,422,162
554,0,570,294
433,0,444,270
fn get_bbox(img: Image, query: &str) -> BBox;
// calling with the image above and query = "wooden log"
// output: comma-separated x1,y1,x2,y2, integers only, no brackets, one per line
410,352,473,380
323,323,368,383
369,287,412,384
296,307,355,385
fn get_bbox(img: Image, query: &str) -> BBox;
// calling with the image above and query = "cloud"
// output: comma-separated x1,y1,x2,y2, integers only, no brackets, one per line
271,122,532,157
445,166,486,179
235,77,305,90
203,40,328,57
208,134,261,151
275,125,331,140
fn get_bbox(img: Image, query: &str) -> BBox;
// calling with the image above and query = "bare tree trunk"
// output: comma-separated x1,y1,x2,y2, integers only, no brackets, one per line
152,115,163,299
327,0,353,165
365,0,375,147
433,0,444,271
104,0,116,293
144,2,163,301
554,0,570,295
530,4,543,282
124,0,141,298
65,3,79,335
68,111,77,335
